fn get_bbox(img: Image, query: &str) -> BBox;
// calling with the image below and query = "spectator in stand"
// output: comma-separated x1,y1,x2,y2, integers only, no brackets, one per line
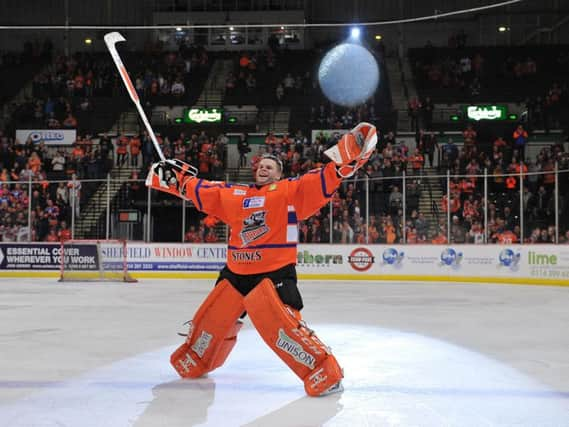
513,124,528,160
450,215,466,243
237,134,250,168
442,138,459,166
99,133,113,162
62,112,78,128
116,135,129,167
51,149,66,178
27,152,42,175
129,134,141,167
56,182,68,205
210,153,224,180
408,96,421,131
467,220,485,244
421,97,434,130
184,225,200,243
462,124,477,155
204,227,218,243
275,83,284,102
441,192,461,214
67,173,81,218
265,131,278,146
432,226,448,244
58,220,71,240
43,199,59,229
421,131,438,168
171,77,185,98
408,148,424,174
45,227,59,242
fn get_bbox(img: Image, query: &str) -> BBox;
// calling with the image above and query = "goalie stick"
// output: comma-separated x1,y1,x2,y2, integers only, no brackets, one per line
104,32,198,176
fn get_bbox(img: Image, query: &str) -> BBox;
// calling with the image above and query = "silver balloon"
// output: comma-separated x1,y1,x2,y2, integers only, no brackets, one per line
318,43,380,107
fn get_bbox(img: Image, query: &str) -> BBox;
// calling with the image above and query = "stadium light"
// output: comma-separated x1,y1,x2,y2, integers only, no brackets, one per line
175,27,182,32
374,35,382,40
498,26,508,32
84,38,92,45
350,27,361,39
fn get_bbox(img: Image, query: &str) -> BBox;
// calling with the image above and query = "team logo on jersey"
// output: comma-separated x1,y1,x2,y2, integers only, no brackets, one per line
268,184,277,191
240,211,269,245
233,189,247,195
243,196,265,209
276,329,316,369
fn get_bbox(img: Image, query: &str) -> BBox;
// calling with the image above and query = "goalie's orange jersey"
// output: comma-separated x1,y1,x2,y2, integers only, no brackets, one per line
181,163,342,274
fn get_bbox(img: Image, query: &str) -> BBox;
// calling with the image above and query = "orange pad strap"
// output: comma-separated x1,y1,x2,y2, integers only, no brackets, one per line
171,279,245,378
244,278,343,396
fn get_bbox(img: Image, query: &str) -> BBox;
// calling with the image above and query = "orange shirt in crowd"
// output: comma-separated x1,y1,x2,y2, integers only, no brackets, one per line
130,137,141,155
406,229,417,243
409,153,424,170
460,179,475,194
116,136,129,155
384,224,397,244
46,232,59,242
441,195,461,213
265,134,279,145
59,228,72,241
513,128,528,140
205,231,218,243
495,230,518,244
63,115,78,128
198,152,210,173
505,176,517,190
513,163,528,174
28,156,41,173
432,233,448,244
543,163,555,185
72,145,84,159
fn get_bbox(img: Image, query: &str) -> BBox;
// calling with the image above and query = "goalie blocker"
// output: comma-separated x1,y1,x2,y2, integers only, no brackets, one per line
324,122,377,178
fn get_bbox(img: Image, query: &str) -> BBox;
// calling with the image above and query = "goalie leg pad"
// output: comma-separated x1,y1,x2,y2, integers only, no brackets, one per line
171,279,245,378
244,278,344,397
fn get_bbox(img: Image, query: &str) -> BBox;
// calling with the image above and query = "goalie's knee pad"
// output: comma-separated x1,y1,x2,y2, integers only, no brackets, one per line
171,279,245,378
244,278,344,397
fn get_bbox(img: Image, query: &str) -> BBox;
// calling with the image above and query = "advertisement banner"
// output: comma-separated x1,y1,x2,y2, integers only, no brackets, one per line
0,243,96,270
16,129,77,146
295,244,569,283
101,243,227,271
0,242,568,284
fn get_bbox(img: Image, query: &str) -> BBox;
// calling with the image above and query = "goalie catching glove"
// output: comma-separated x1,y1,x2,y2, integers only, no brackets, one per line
324,122,377,178
145,158,198,199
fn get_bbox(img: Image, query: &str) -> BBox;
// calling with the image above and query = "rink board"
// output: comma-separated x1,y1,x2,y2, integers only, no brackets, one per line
0,243,568,286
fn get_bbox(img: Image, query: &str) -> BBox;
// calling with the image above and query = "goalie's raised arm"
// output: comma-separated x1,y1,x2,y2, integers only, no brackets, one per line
325,122,378,177
145,159,198,200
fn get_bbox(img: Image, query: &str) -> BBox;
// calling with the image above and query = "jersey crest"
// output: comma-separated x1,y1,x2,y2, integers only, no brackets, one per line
240,211,269,245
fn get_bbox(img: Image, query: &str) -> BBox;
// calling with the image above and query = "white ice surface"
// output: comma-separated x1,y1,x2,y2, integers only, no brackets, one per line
0,279,568,427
